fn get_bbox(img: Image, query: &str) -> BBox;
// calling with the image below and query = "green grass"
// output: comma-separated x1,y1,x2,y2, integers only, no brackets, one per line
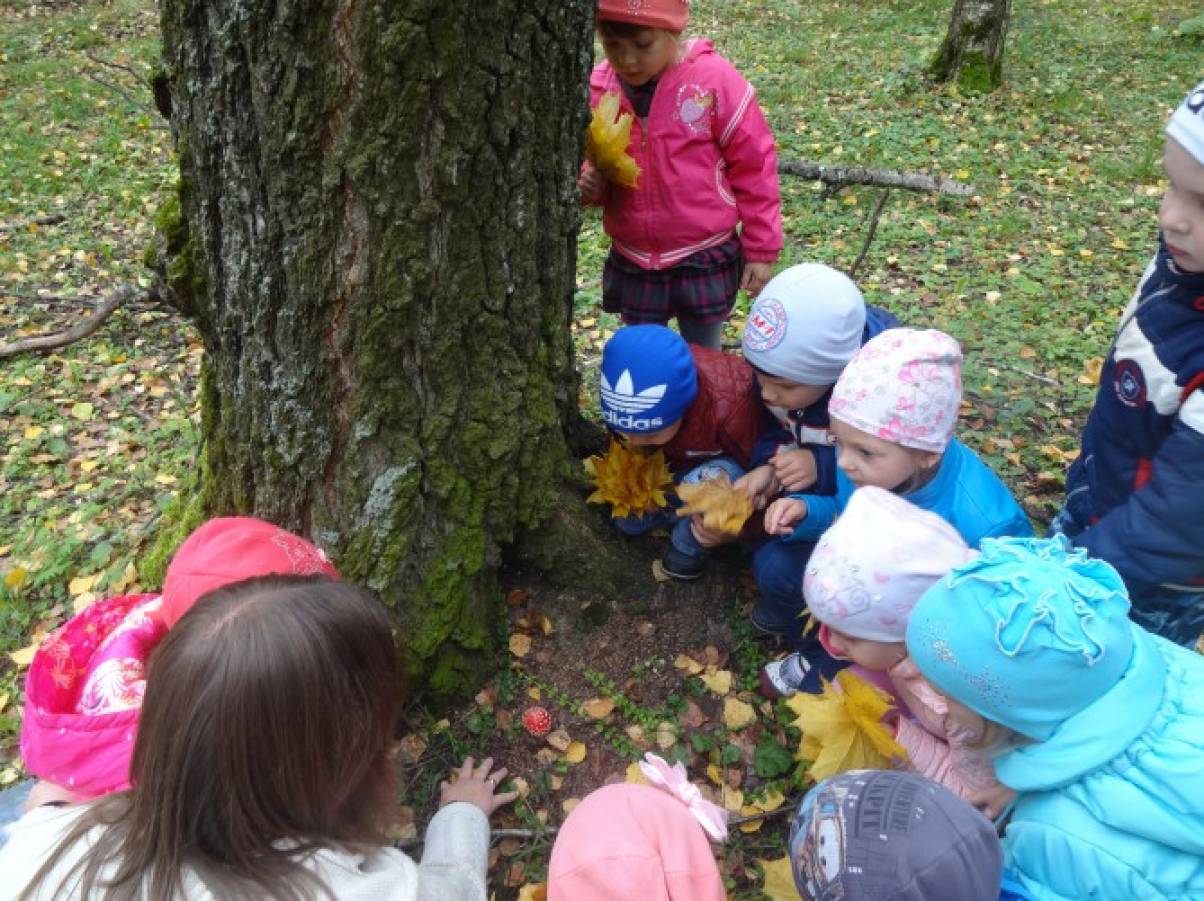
0,0,1201,851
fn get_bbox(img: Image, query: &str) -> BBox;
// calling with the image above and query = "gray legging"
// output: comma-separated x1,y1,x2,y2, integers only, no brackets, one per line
676,315,725,350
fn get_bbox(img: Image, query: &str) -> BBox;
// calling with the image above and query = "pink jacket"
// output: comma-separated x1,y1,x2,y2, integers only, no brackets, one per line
887,657,1002,802
588,39,783,270
21,593,166,798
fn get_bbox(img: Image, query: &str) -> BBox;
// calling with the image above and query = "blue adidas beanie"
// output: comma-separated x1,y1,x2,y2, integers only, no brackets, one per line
906,536,1134,741
599,325,698,434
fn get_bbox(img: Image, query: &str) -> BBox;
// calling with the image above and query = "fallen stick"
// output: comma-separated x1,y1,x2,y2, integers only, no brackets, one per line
0,286,142,357
0,214,66,233
395,795,798,850
779,160,974,197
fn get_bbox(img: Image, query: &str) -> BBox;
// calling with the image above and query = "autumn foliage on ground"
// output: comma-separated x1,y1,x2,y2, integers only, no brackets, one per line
2,0,1203,897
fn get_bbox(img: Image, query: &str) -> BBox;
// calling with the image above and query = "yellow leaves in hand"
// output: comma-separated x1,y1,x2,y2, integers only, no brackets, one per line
584,438,674,519
586,92,641,188
786,669,906,782
676,473,753,537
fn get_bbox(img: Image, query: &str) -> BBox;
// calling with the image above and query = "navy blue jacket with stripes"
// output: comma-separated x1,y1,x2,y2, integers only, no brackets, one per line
1065,239,1204,596
749,304,900,494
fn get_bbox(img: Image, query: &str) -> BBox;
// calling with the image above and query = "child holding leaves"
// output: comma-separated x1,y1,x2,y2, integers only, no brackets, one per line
580,0,782,349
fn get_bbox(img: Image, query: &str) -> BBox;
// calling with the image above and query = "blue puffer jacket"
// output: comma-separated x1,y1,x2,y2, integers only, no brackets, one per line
782,438,1033,546
750,304,900,495
1064,241,1204,596
995,628,1204,899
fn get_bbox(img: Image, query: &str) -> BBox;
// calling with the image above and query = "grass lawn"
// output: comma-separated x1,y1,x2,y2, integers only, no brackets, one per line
1,0,1201,894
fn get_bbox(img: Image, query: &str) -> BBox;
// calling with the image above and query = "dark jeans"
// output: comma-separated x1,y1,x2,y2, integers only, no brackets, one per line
613,457,747,562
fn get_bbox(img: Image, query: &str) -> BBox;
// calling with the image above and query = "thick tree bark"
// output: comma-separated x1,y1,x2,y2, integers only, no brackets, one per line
930,0,1013,92
157,0,637,699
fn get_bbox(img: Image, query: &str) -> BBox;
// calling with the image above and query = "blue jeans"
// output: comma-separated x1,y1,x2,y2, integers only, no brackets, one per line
613,458,746,562
751,538,815,635
1049,505,1204,648
0,779,33,849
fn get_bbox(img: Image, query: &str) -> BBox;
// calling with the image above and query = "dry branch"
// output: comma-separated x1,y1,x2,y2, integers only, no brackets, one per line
0,286,142,358
394,794,798,850
779,160,974,197
0,214,66,233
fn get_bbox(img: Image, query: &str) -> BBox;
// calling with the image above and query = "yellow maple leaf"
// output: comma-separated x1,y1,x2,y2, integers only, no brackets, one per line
759,855,802,900
585,92,641,188
786,669,907,782
584,438,674,519
676,473,753,536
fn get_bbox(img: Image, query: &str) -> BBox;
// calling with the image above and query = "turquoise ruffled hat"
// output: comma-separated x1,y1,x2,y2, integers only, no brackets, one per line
906,536,1135,741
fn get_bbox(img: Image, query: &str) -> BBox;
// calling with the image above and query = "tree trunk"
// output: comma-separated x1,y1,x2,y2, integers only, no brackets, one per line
930,0,1013,92
156,0,637,700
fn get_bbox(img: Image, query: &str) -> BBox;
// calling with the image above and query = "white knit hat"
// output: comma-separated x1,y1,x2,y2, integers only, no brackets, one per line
1167,79,1204,165
741,263,866,385
828,328,963,453
803,487,974,642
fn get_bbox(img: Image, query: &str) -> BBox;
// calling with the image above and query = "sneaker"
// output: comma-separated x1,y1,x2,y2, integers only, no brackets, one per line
660,546,708,581
759,652,812,700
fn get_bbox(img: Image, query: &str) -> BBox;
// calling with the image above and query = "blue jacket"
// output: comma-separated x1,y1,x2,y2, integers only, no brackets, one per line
783,438,1033,546
750,304,900,495
995,628,1204,899
1065,241,1204,596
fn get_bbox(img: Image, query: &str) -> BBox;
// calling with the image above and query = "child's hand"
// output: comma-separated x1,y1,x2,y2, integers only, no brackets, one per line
740,261,774,298
439,756,519,818
578,164,606,205
690,515,731,548
764,497,807,535
734,464,780,509
968,783,1017,820
770,448,817,492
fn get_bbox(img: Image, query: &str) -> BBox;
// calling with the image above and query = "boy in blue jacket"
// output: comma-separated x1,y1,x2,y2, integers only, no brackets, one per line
725,263,897,629
1056,79,1204,648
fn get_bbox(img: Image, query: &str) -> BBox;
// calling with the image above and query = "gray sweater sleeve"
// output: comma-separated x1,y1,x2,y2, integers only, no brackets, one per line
415,802,491,900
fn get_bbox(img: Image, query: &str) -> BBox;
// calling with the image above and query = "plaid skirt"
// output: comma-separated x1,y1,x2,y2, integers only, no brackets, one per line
602,236,743,325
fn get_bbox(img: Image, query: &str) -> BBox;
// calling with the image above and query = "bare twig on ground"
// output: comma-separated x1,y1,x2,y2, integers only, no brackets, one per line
779,160,974,197
984,361,1059,385
84,70,149,113
83,51,147,85
0,214,66,233
0,286,143,357
849,190,892,278
394,795,798,850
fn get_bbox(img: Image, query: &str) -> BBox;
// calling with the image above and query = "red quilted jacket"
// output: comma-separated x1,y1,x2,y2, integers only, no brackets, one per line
660,345,768,471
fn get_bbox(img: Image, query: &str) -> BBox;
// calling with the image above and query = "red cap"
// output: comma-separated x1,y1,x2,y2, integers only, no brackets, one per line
597,0,689,31
160,517,338,628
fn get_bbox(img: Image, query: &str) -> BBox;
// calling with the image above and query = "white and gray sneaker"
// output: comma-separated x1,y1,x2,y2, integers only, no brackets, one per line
759,652,812,700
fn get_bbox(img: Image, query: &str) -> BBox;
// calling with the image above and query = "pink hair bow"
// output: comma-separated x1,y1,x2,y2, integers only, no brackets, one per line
638,752,729,841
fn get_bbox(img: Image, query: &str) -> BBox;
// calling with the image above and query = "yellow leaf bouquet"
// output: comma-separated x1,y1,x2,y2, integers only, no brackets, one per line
585,92,641,188
584,438,674,519
786,669,908,781
676,473,753,536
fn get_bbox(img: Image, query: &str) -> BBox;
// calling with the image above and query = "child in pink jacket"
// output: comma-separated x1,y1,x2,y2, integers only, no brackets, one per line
548,753,728,900
800,486,1013,815
19,517,337,804
579,0,783,349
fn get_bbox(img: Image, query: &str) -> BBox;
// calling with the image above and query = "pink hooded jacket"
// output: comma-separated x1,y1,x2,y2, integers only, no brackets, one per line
806,487,1003,802
19,517,338,799
589,38,783,270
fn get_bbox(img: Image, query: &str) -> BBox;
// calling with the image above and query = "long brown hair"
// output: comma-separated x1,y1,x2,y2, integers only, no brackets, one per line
21,575,404,900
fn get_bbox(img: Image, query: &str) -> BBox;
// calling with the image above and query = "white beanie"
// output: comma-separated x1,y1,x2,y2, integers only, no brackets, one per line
741,263,866,385
1167,79,1204,165
803,487,974,643
829,328,963,453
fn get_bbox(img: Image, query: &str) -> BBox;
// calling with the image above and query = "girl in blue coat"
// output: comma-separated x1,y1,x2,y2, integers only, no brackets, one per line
907,536,1204,900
